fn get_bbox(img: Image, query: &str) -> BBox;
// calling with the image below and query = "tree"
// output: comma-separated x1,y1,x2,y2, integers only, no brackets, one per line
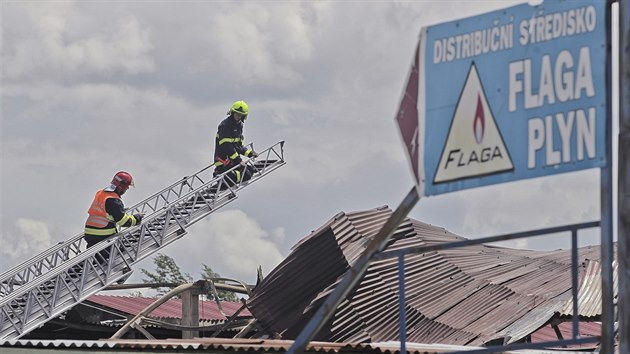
140,253,192,296
201,264,238,302
128,290,144,297
140,254,238,301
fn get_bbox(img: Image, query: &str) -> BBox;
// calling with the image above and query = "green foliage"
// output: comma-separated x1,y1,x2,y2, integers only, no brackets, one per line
201,264,238,302
139,254,238,301
140,253,192,296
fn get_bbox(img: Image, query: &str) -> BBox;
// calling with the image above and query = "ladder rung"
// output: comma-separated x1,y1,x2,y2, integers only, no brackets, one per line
0,143,286,340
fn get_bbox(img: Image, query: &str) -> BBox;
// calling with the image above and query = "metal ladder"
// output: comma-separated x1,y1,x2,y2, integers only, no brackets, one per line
0,141,285,340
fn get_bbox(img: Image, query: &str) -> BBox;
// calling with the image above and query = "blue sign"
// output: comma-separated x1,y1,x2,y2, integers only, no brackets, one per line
419,0,607,196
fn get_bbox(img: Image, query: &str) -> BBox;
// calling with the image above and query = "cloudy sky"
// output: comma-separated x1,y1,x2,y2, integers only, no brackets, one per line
1,0,616,286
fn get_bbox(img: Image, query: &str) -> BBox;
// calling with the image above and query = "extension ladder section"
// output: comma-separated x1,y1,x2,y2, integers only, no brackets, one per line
0,141,285,340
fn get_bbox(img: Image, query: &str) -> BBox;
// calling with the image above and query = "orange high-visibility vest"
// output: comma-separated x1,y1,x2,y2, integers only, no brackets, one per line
85,190,119,233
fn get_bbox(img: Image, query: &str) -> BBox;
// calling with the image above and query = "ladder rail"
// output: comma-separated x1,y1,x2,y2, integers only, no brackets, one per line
0,143,283,299
0,163,281,339
0,142,285,340
0,144,259,296
0,155,285,337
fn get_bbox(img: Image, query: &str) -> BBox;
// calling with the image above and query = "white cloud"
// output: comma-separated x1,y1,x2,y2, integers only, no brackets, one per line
17,218,52,251
58,16,155,74
269,227,286,245
202,2,319,87
413,168,602,252
147,210,285,284
2,0,606,279
457,169,600,237
0,219,52,268
2,2,155,80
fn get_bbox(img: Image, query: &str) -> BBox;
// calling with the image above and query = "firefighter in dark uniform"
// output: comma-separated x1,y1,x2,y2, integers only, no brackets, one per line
84,171,144,263
213,100,258,186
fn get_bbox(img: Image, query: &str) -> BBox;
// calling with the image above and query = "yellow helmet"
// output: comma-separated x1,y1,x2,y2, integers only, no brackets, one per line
229,100,249,117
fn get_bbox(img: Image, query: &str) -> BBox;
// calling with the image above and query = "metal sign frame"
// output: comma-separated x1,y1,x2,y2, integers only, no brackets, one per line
419,0,608,196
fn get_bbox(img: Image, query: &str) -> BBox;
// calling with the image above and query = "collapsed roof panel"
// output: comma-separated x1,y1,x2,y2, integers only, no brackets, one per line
246,207,616,346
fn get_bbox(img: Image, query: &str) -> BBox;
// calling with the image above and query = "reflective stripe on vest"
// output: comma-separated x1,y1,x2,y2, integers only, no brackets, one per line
217,136,242,145
84,226,117,236
86,215,111,228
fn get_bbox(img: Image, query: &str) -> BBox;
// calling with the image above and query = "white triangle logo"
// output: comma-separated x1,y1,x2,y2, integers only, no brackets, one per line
434,63,513,183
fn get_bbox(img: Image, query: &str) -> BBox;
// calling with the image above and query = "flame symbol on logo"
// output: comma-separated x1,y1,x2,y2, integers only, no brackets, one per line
473,94,485,144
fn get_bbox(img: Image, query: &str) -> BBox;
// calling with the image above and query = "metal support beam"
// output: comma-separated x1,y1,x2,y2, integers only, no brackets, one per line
397,255,407,354
111,282,197,339
618,0,630,352
600,2,616,353
552,324,566,345
376,221,600,260
571,230,579,339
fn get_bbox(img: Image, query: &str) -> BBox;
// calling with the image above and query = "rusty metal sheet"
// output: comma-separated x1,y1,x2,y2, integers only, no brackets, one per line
86,295,248,322
246,207,615,347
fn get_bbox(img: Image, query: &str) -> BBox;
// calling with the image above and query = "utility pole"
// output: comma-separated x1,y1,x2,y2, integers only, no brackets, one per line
617,1,630,352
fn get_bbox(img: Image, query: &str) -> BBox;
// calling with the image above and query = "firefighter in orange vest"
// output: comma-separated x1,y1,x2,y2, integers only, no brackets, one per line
84,171,144,258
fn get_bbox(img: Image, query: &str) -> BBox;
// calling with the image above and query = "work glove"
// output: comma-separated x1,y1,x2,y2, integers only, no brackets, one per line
135,212,145,224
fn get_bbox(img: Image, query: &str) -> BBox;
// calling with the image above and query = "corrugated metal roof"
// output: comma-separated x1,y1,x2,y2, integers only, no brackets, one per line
530,321,602,349
0,338,590,354
560,260,619,317
87,295,249,322
1,338,375,352
247,207,616,347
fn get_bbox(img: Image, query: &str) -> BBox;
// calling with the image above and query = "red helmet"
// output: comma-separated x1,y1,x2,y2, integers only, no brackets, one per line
111,171,134,191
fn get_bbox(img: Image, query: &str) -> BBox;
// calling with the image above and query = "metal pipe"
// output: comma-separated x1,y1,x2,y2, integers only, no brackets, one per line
375,221,600,260
104,282,252,294
617,0,630,352
600,2,616,352
571,229,579,340
397,255,407,354
442,337,600,354
110,282,197,339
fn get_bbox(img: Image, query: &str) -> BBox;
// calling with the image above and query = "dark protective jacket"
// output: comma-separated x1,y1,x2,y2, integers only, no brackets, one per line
213,115,254,172
84,190,143,237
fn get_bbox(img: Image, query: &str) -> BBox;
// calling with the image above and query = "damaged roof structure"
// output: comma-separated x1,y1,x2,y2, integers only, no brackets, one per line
247,206,617,347
22,295,251,340
4,206,616,352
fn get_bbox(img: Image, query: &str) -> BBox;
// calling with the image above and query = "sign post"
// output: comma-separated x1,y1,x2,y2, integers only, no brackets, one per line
412,1,614,352
617,0,630,352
